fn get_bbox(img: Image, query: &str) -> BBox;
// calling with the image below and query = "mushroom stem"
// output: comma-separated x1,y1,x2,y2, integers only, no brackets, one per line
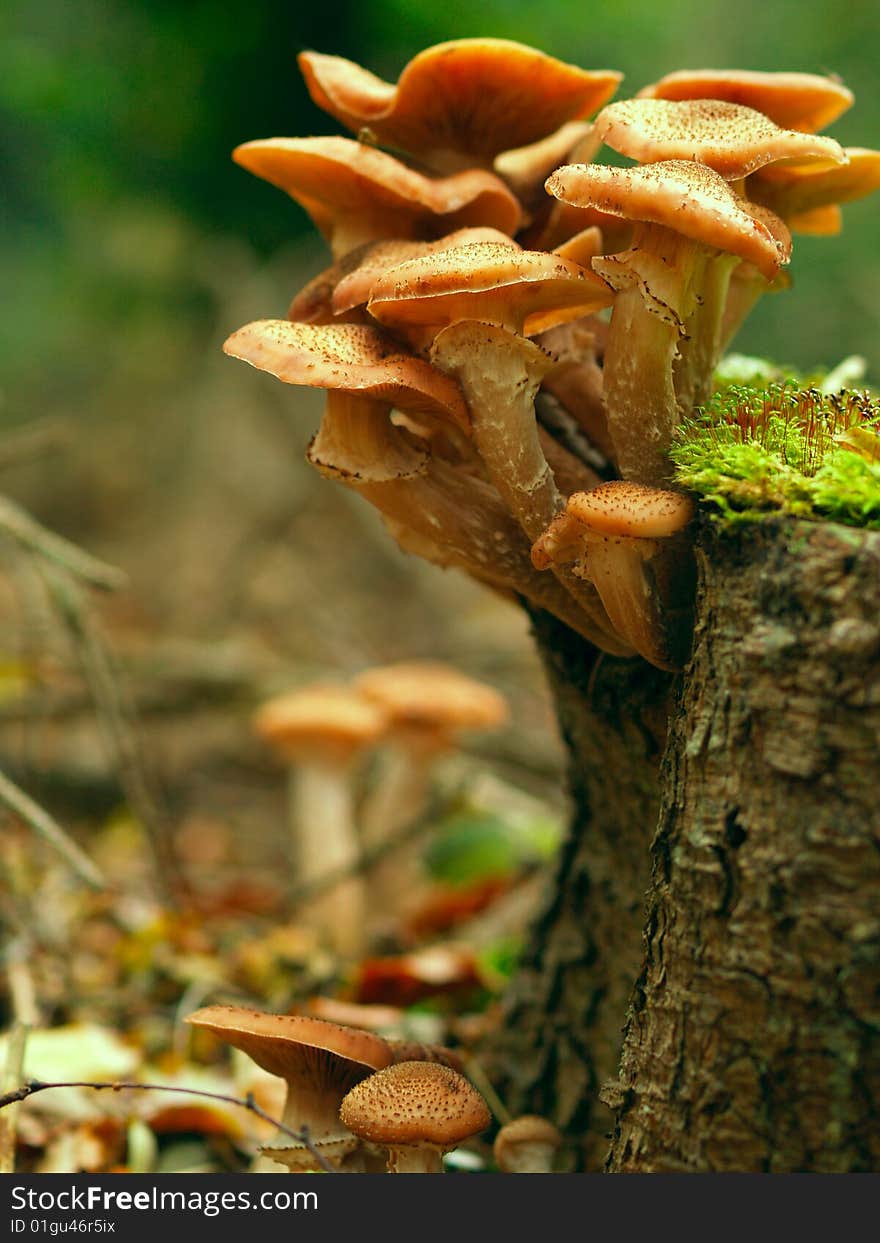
289,759,367,959
387,1146,445,1173
673,252,740,411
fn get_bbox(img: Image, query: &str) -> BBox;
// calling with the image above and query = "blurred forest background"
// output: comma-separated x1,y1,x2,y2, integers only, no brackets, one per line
0,0,878,1171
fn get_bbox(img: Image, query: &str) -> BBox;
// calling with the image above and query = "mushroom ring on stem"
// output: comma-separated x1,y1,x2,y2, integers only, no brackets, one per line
532,481,695,671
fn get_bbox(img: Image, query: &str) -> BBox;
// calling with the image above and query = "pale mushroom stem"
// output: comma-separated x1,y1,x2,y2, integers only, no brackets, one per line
579,536,680,671
601,284,681,486
311,392,631,652
387,1146,445,1173
720,263,771,353
289,759,368,959
673,252,740,411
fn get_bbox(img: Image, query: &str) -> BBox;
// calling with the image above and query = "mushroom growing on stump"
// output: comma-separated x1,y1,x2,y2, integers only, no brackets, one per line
494,1115,563,1173
546,160,790,485
298,39,621,174
222,318,608,643
253,682,388,958
233,137,521,258
339,1060,491,1172
532,482,695,671
352,661,509,918
185,1007,393,1171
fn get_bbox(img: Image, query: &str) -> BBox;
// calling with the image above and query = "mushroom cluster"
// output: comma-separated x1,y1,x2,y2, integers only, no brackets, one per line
225,41,879,669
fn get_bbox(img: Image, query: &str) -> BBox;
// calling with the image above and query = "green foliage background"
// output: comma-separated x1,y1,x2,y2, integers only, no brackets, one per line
2,0,878,440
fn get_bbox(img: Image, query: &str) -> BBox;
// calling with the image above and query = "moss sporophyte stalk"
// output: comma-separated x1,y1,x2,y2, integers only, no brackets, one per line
670,378,880,529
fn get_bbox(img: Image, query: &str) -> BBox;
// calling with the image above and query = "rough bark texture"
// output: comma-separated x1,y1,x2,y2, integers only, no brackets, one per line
604,518,880,1171
489,610,672,1169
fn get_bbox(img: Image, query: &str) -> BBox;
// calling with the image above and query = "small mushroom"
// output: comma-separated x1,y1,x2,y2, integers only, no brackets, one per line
494,1115,563,1173
532,481,695,670
339,1060,491,1172
298,40,620,174
185,1007,393,1171
253,682,389,957
749,147,880,232
233,136,521,257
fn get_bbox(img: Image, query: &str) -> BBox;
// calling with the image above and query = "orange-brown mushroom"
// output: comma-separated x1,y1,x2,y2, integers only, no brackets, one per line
186,1007,393,1171
298,40,620,173
233,136,521,257
532,482,695,670
637,69,854,133
547,160,790,483
494,1115,564,1173
749,148,880,231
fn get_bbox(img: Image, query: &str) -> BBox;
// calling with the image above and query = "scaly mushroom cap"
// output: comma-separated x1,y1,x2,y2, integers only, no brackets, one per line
637,69,854,133
233,137,521,254
185,1007,393,1083
547,161,790,281
354,661,508,735
567,481,694,538
339,1061,490,1149
331,228,518,316
367,241,614,337
252,683,390,765
750,148,880,230
298,40,621,169
494,1115,563,1172
223,320,471,434
591,98,847,179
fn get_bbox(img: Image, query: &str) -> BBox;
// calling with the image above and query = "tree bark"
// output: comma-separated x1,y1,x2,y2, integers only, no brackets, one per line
492,518,880,1173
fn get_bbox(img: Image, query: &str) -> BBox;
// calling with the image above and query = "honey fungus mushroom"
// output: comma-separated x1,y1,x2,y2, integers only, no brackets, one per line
494,1115,564,1173
221,319,612,644
185,1007,393,1171
298,39,621,174
532,482,695,671
233,137,521,258
252,682,389,958
339,1060,491,1172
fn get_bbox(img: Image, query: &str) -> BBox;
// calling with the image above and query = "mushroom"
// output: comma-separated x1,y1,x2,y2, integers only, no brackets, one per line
232,136,521,257
253,682,389,957
352,661,509,916
749,147,880,233
546,160,790,484
298,39,620,174
532,481,695,670
185,1007,393,1171
222,318,611,643
636,68,854,133
494,1115,563,1173
339,1060,490,1172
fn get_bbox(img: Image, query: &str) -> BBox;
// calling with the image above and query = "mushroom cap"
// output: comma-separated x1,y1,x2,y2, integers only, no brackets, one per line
339,1061,490,1149
566,481,694,539
547,161,789,280
367,241,614,337
493,1115,563,1167
353,661,509,734
636,69,854,133
298,40,621,166
591,98,847,179
223,320,471,433
185,1006,394,1083
387,1040,466,1073
252,683,390,764
751,147,880,222
233,137,521,246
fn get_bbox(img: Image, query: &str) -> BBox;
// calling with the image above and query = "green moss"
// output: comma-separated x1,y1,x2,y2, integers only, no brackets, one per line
671,379,880,530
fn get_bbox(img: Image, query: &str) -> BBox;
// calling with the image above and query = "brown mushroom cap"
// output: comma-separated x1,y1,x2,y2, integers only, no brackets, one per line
636,69,854,133
353,661,508,735
547,160,789,280
750,148,880,224
298,40,621,168
223,320,471,434
185,1006,393,1082
233,137,521,254
367,241,614,336
252,684,390,765
339,1061,490,1149
591,98,847,179
494,1115,563,1169
567,481,694,539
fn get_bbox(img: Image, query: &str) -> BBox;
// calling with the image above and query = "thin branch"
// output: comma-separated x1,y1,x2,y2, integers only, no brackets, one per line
0,766,104,889
0,1080,337,1174
0,495,126,591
